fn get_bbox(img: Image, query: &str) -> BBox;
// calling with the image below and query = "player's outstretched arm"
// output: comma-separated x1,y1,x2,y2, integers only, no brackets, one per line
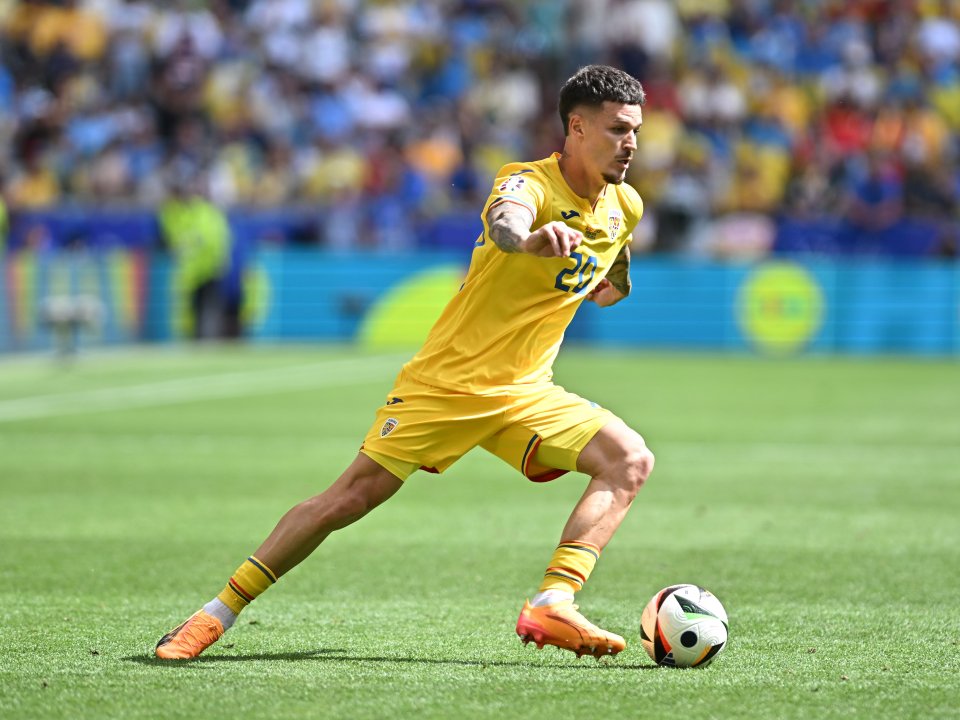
487,202,582,258
587,245,631,307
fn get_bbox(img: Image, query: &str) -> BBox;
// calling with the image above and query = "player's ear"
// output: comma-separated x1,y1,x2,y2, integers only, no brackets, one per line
568,111,586,140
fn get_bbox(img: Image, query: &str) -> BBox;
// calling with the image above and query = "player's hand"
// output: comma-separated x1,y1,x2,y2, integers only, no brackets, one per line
586,278,626,307
520,222,583,257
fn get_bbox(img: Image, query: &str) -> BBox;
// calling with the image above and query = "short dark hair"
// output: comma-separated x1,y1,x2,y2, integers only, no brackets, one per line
558,65,646,135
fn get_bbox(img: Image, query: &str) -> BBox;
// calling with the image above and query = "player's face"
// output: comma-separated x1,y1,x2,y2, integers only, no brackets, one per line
579,102,643,185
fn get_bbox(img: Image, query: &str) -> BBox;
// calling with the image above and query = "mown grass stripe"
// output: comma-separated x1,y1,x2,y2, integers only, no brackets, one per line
0,354,403,422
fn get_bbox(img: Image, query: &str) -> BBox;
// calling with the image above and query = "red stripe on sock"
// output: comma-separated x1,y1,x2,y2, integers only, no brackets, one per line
229,578,254,602
547,565,586,583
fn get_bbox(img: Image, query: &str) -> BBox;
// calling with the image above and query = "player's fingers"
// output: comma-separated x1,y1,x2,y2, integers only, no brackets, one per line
544,226,562,256
586,278,605,300
552,223,575,256
560,224,583,256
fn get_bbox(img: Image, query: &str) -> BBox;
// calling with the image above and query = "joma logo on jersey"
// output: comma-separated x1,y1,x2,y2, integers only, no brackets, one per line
584,227,600,239
380,417,399,437
608,209,622,238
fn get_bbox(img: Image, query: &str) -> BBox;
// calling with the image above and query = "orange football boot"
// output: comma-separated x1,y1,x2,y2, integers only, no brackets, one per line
155,610,224,659
516,599,626,659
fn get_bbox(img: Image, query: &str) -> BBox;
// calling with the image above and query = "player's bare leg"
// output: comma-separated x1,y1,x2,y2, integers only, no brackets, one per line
558,419,654,548
253,454,404,576
155,454,403,659
517,419,654,659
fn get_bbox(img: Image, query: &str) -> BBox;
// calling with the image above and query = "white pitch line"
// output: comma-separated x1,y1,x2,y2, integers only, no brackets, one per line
0,354,405,423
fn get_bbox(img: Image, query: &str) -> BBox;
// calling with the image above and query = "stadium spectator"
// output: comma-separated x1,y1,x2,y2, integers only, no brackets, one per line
7,147,61,209
839,149,907,255
844,150,905,232
24,0,108,65
652,141,712,253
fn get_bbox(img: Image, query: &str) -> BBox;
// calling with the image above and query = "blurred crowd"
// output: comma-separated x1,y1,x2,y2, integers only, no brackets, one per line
1,0,959,255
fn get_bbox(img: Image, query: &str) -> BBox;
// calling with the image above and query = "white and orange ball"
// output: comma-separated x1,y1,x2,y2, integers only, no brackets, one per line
640,584,728,668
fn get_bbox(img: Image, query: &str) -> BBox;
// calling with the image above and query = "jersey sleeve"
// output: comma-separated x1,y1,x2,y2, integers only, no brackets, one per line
620,184,645,247
486,163,548,223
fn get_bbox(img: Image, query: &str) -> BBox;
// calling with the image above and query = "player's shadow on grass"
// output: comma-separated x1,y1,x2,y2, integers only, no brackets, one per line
125,649,345,665
125,649,657,670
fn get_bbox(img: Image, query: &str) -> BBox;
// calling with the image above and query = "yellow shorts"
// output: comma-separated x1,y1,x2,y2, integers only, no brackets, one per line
360,369,616,481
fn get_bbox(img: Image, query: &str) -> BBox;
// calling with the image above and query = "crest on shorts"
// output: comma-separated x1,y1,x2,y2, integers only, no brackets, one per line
607,209,623,239
380,417,399,437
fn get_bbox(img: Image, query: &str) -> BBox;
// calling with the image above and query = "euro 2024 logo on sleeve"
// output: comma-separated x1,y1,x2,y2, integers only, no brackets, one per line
499,177,525,193
737,262,824,355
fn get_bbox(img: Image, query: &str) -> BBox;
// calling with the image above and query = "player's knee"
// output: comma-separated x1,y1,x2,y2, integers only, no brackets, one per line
301,485,376,532
330,489,377,527
304,458,401,533
620,442,654,496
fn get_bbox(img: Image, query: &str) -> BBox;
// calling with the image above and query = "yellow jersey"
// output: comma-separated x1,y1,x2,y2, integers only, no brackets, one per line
404,152,643,394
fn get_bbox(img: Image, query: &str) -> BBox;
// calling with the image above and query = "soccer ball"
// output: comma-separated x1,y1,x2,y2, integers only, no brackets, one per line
640,584,728,668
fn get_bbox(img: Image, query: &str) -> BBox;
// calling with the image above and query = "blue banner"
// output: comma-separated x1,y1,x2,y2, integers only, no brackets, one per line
2,249,958,356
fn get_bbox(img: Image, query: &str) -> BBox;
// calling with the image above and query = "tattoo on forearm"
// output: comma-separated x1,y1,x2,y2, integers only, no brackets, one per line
486,202,532,253
607,246,631,296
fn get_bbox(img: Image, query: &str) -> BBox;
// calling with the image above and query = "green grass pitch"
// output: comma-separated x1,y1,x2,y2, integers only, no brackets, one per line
1,345,958,719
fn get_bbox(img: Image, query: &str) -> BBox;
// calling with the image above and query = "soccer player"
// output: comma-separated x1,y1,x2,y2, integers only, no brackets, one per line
155,64,654,661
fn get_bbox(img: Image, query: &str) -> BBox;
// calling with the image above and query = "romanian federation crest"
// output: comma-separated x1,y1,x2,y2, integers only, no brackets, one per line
607,209,623,239
380,417,399,437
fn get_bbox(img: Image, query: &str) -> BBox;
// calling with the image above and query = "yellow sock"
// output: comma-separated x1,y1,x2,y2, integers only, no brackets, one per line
216,556,278,615
538,540,600,594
